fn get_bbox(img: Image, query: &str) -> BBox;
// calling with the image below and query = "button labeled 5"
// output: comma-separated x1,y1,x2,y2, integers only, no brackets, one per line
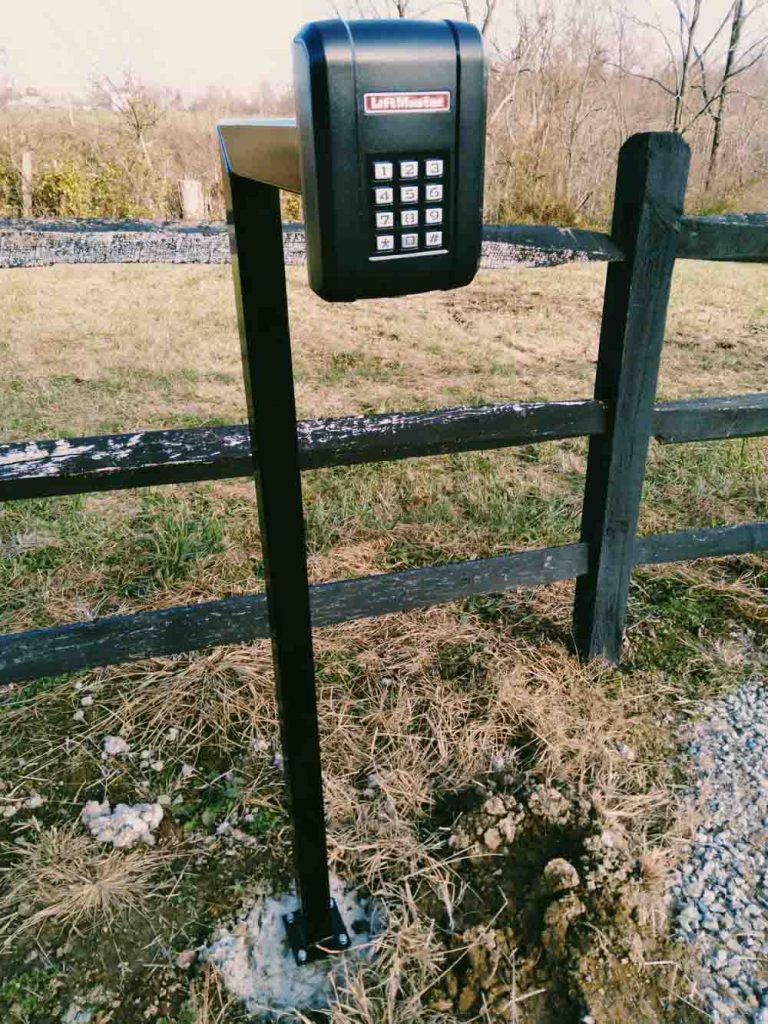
400,185,419,203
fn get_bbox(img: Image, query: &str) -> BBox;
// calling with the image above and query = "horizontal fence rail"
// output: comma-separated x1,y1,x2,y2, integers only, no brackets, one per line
2,212,766,270
2,521,767,685
2,393,767,502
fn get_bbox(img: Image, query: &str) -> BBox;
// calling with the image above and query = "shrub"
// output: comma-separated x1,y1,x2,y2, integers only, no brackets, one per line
32,162,91,217
0,160,21,216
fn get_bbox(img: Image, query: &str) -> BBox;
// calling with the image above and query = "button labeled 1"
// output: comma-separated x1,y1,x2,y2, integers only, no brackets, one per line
373,161,393,180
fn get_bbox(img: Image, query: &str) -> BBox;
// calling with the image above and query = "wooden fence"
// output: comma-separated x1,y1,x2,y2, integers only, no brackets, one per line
1,132,767,684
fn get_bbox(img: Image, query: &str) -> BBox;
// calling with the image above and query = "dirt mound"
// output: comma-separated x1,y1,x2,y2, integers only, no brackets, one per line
426,779,698,1023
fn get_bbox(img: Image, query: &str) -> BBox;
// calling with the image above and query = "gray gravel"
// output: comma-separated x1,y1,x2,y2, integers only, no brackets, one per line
0,218,597,270
670,678,768,1022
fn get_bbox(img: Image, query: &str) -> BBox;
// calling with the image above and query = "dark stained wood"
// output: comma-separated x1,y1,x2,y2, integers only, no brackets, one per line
573,132,691,663
3,391,767,502
653,393,768,444
0,400,605,501
636,522,768,564
676,213,768,263
0,543,587,684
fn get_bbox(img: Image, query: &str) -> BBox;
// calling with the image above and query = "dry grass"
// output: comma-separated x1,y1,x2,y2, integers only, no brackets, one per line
1,260,765,442
0,826,168,947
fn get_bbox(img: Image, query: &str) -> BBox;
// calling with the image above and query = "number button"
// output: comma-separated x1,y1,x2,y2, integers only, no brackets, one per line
401,233,419,250
425,207,443,225
400,185,419,203
373,161,393,180
425,231,443,248
376,211,394,229
425,184,443,202
425,159,444,178
400,160,419,179
401,209,419,227
376,235,395,252
374,187,394,205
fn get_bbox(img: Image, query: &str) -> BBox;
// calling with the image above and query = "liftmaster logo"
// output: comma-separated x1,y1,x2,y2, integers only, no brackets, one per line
363,91,451,115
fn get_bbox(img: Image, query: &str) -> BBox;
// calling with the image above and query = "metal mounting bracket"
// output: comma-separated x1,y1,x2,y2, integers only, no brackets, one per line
284,899,351,966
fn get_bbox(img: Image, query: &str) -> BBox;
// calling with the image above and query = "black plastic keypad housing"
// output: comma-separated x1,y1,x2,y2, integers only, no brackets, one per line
293,19,486,302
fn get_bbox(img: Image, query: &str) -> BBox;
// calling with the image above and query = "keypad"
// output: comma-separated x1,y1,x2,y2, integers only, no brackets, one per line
369,154,448,258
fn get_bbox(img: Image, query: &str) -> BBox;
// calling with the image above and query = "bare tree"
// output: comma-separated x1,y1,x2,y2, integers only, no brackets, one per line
700,0,768,189
609,0,732,132
92,72,166,165
453,0,499,36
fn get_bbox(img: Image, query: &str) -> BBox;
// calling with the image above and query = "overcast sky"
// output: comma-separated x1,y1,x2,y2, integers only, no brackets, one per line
1,0,757,98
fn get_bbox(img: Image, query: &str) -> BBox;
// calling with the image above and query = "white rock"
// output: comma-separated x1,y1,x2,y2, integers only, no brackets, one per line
80,800,163,849
102,736,131,757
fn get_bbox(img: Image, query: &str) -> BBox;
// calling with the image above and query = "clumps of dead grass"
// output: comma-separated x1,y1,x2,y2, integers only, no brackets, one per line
0,825,168,948
88,646,277,760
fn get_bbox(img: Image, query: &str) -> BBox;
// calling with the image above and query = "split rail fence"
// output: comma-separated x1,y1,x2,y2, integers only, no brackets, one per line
1,132,767,685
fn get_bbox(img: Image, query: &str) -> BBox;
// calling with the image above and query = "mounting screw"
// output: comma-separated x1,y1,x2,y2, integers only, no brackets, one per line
297,948,307,964
286,913,294,924
338,933,349,947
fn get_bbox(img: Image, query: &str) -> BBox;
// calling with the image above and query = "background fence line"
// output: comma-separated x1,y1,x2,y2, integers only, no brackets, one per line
2,214,766,270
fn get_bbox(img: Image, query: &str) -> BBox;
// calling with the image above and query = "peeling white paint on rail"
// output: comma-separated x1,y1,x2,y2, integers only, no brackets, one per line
0,439,95,468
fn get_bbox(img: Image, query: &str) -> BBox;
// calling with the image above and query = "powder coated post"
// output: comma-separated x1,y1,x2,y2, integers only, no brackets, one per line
218,121,348,964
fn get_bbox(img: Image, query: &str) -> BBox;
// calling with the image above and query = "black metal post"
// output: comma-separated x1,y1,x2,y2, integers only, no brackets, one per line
224,168,348,962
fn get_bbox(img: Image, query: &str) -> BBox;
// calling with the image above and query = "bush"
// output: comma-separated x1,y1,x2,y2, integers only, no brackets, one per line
32,162,91,217
0,160,21,216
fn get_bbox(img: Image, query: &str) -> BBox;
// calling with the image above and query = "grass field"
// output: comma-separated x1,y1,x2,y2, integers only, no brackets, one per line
0,259,766,1023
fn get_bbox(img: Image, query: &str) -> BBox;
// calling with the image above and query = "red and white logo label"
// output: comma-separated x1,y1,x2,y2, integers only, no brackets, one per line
363,91,451,115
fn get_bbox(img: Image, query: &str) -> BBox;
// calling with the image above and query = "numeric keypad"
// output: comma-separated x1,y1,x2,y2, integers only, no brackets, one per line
369,154,448,257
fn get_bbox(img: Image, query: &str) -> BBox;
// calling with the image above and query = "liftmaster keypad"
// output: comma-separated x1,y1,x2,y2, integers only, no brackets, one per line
293,19,487,302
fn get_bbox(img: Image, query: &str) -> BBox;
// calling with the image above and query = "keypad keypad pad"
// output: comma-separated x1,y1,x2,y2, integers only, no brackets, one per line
369,154,448,258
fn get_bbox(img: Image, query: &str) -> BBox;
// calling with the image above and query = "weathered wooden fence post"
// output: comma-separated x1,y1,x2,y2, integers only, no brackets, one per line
21,150,33,217
179,178,205,220
573,132,690,663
